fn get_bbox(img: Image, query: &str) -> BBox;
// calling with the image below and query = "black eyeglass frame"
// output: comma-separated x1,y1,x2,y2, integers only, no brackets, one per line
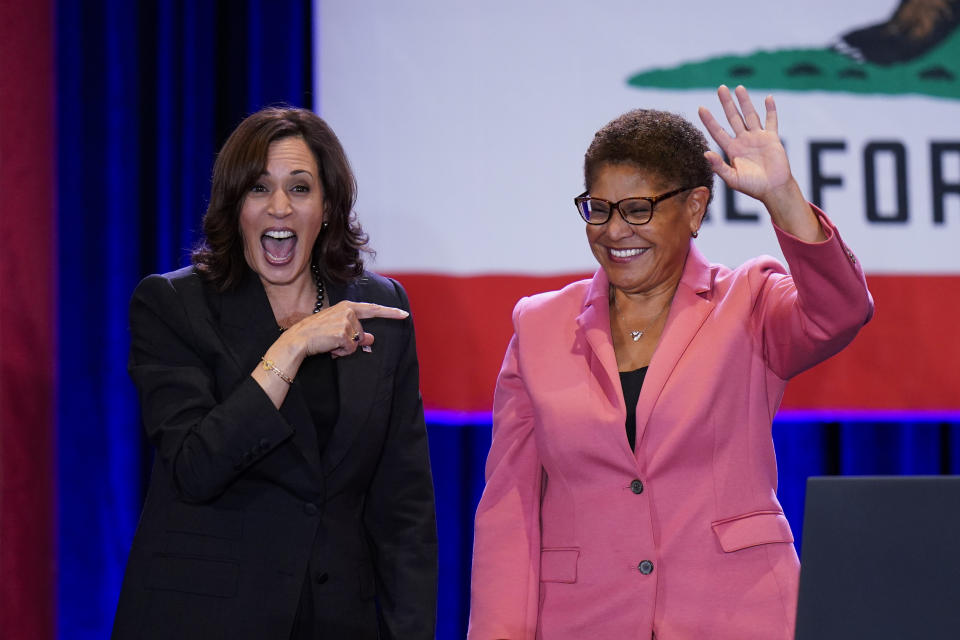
574,186,691,225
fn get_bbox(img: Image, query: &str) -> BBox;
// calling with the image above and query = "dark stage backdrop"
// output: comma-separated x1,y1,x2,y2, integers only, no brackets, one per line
0,1,946,639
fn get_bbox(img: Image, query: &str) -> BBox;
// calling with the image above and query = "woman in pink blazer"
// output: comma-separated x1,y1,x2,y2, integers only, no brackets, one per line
468,86,873,639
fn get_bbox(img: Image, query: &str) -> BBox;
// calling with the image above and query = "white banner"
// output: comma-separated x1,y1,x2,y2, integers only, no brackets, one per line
315,0,960,275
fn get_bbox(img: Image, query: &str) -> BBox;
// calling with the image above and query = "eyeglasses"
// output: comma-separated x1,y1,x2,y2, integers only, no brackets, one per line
574,186,690,225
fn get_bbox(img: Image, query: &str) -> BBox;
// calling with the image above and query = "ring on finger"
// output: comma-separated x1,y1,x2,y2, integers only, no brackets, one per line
351,331,361,342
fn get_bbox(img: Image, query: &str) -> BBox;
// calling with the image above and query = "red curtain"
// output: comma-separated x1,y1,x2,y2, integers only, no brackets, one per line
0,0,56,638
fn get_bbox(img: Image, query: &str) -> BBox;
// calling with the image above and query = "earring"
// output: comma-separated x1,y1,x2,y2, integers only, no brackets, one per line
321,221,329,230
691,230,699,238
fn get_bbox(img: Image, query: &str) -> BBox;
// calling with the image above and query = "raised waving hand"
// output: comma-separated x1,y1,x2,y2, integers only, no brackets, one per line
698,85,825,242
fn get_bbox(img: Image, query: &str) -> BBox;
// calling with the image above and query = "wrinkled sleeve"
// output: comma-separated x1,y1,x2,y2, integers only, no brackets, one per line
128,274,294,503
468,299,543,640
755,206,874,379
361,279,438,640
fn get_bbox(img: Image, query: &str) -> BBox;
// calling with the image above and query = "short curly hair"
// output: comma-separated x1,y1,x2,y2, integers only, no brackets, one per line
192,106,369,291
584,109,714,206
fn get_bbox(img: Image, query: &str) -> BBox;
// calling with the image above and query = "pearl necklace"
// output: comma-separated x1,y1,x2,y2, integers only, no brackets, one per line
310,262,324,314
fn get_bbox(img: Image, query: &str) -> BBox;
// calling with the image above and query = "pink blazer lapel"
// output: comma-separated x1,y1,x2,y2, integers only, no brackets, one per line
571,245,717,452
634,243,716,447
575,270,622,412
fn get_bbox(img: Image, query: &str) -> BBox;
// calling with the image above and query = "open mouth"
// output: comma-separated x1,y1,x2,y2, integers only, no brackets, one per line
261,229,297,265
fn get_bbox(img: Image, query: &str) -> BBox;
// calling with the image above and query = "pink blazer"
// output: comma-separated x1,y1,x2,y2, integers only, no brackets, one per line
469,210,873,640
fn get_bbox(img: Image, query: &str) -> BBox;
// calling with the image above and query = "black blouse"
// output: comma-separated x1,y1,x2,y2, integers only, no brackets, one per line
290,353,339,638
296,353,339,452
619,367,648,452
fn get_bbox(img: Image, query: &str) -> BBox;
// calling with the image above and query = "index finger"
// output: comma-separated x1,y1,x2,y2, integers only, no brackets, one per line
346,302,410,320
698,105,732,153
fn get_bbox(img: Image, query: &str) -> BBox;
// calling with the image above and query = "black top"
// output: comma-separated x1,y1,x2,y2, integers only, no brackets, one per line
297,353,340,453
619,367,648,451
290,352,339,638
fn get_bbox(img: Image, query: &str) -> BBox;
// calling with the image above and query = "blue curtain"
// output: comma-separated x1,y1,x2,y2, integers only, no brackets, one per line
54,1,960,638
56,1,310,637
426,420,491,639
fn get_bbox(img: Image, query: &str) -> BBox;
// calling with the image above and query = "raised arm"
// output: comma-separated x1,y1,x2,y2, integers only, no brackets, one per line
698,85,873,377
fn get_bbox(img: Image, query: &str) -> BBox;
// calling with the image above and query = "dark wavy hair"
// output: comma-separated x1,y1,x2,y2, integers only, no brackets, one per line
192,106,369,290
584,109,714,206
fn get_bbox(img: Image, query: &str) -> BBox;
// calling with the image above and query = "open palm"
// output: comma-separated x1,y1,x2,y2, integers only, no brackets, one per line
698,85,793,203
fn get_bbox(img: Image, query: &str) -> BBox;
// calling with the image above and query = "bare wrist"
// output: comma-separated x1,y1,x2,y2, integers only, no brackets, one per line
762,179,826,242
761,178,804,218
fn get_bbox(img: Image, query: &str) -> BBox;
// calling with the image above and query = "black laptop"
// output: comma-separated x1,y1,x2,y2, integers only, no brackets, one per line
795,476,960,640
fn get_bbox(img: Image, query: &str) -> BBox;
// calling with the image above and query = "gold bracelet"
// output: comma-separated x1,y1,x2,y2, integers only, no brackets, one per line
260,357,293,384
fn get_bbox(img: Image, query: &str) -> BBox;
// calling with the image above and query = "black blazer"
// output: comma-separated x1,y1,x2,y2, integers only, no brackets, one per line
112,266,437,639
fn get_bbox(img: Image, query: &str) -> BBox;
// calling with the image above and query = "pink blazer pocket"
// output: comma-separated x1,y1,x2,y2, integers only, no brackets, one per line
539,547,580,583
711,510,794,552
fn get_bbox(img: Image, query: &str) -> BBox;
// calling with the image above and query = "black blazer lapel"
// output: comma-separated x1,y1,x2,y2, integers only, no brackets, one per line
210,271,323,473
321,276,386,476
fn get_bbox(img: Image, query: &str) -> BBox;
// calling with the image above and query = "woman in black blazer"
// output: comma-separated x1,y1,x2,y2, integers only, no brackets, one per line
113,108,437,639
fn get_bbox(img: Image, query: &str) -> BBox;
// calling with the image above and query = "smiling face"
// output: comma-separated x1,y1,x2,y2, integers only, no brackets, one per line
586,163,707,296
239,136,325,291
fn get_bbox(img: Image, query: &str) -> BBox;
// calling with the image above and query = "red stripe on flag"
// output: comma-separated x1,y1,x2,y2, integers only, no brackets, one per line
393,273,960,412
394,273,583,411
782,275,960,410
